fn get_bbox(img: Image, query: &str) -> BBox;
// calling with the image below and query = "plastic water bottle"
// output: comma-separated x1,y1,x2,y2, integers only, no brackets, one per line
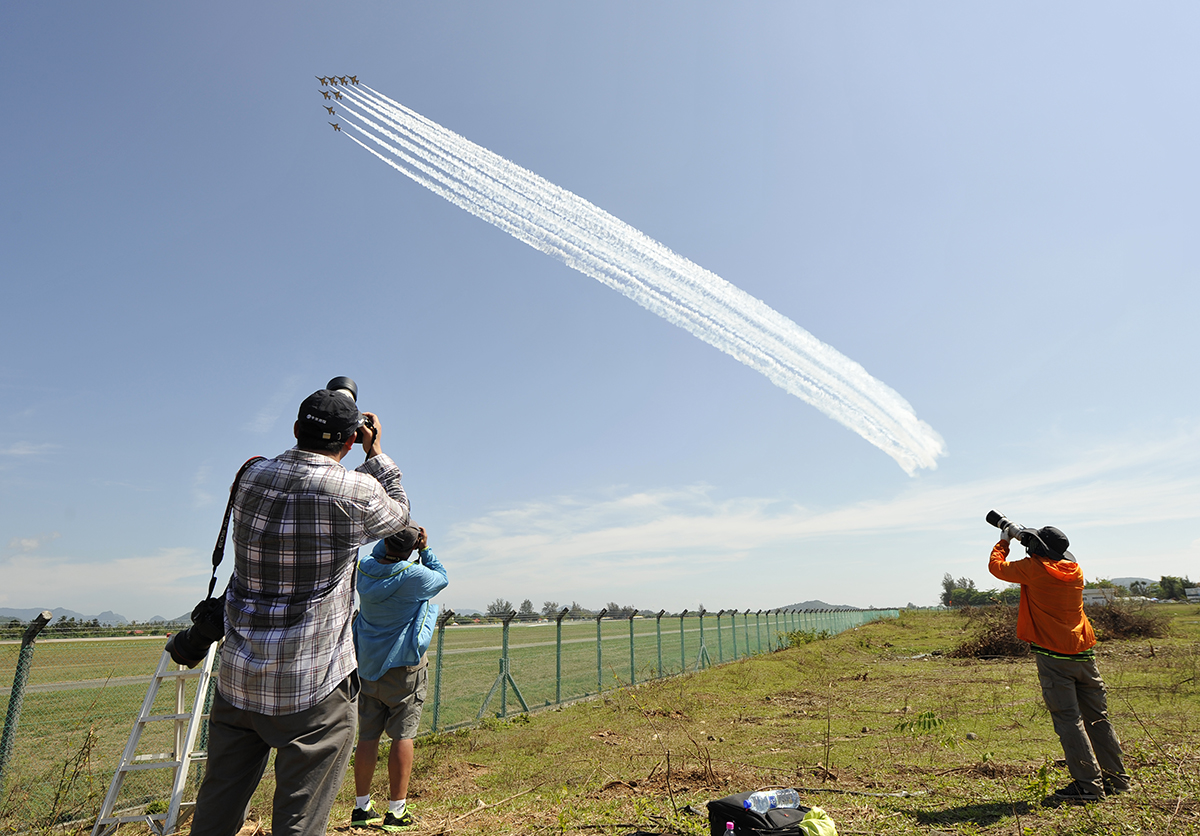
743,788,801,813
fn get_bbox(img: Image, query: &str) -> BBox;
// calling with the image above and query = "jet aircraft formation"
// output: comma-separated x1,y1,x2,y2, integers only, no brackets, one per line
318,75,358,132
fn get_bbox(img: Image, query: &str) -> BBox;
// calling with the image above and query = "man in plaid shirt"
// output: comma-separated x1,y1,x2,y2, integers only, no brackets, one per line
191,386,411,836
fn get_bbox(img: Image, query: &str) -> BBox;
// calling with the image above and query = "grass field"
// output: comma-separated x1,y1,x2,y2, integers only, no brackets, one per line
4,606,1196,834
329,604,1197,836
0,612,886,832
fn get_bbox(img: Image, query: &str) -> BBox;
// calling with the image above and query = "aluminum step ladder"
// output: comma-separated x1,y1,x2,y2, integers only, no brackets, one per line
92,642,219,836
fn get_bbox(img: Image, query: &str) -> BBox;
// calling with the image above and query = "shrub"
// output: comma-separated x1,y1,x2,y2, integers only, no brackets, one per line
1085,600,1170,641
949,605,1029,658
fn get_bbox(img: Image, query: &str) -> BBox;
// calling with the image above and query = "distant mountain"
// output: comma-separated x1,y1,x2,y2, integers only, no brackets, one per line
780,600,856,611
0,607,129,625
1108,577,1154,588
149,612,193,624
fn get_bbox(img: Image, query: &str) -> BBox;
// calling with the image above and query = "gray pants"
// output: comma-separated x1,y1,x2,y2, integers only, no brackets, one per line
190,675,357,836
1034,653,1128,795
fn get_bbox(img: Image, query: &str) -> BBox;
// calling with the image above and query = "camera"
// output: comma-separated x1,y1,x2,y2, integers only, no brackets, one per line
985,510,1034,547
325,376,375,444
165,597,226,668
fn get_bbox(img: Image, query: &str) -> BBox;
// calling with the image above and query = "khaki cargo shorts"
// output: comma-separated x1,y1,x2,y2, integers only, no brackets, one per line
357,654,429,741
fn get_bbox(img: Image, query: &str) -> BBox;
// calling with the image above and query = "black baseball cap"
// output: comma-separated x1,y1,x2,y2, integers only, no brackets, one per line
370,523,423,560
296,389,362,444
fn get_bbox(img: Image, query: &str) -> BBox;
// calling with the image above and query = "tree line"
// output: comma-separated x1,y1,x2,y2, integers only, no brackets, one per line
482,599,646,620
940,573,1195,608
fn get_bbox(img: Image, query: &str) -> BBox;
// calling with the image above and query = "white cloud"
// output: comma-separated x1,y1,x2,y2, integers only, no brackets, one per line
6,532,61,553
193,462,214,509
0,442,57,456
0,548,210,618
439,432,1200,612
243,375,303,435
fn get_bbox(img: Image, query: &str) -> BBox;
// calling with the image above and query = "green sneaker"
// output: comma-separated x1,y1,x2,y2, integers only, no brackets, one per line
351,801,384,827
381,809,416,831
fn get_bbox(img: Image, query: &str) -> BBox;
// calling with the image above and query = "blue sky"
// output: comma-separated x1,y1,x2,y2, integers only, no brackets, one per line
2,3,1198,621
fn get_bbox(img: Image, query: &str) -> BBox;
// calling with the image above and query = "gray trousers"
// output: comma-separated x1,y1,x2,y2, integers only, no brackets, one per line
1034,653,1128,795
190,675,357,836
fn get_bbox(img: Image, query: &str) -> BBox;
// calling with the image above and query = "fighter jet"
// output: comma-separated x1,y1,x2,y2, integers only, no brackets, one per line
348,75,359,85
320,90,332,100
315,76,329,85
332,90,343,100
338,75,349,85
324,105,336,115
329,122,341,132
329,76,339,85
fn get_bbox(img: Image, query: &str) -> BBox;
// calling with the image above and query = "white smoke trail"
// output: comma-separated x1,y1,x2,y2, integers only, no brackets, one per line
329,85,947,474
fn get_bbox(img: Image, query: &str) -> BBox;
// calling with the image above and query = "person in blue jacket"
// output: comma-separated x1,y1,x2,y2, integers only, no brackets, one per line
350,523,447,831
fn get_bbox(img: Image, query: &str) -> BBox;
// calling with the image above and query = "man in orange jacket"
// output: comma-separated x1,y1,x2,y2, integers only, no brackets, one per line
988,523,1129,803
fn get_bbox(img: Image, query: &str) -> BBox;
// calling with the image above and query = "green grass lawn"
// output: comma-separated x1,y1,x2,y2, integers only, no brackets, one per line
4,606,1196,834
331,604,1199,835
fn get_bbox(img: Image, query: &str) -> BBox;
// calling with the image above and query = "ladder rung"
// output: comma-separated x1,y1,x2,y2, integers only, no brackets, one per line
131,753,177,763
190,751,208,761
159,668,206,679
96,814,167,826
143,713,192,722
122,760,182,772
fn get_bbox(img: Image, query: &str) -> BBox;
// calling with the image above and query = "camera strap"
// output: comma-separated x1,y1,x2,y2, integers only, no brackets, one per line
207,456,267,599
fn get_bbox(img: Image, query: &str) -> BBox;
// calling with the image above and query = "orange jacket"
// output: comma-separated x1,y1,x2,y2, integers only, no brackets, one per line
988,540,1095,655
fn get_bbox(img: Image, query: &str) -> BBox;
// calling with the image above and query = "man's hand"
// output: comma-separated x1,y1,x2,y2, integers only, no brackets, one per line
416,526,428,551
360,411,383,459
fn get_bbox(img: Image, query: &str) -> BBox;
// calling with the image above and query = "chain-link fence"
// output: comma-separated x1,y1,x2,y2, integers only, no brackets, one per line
0,607,896,833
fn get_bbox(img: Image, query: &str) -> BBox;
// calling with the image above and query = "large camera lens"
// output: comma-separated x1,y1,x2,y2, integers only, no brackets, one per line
165,598,226,668
326,376,358,402
165,627,214,668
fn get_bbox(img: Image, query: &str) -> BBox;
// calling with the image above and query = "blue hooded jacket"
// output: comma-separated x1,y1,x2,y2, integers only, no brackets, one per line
353,541,448,681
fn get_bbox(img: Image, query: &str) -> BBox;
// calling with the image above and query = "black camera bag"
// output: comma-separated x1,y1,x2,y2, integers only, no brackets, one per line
706,791,811,836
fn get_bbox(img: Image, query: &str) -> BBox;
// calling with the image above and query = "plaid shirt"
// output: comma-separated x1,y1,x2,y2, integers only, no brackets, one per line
219,448,410,714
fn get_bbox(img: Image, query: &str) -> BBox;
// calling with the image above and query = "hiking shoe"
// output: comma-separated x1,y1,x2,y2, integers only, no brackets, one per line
381,809,416,831
1052,781,1103,803
351,801,384,827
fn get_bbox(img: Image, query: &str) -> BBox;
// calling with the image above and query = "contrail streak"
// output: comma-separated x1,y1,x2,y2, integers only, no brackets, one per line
328,84,946,474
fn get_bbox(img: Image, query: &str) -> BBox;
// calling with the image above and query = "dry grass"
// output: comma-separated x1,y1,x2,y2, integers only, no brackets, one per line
12,605,1200,836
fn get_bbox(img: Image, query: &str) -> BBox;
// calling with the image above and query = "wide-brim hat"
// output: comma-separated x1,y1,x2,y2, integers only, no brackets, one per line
1022,525,1074,562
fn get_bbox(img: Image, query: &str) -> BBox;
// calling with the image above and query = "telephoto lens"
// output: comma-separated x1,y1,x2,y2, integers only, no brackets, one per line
326,376,358,401
165,598,226,668
985,510,1027,542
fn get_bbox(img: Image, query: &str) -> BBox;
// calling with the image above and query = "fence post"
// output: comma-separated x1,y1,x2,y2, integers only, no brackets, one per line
628,610,637,686
430,608,453,732
655,610,665,678
555,607,568,705
755,609,762,654
730,609,739,659
595,609,608,695
0,610,52,799
695,608,711,670
678,609,688,674
715,610,724,663
742,610,750,658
